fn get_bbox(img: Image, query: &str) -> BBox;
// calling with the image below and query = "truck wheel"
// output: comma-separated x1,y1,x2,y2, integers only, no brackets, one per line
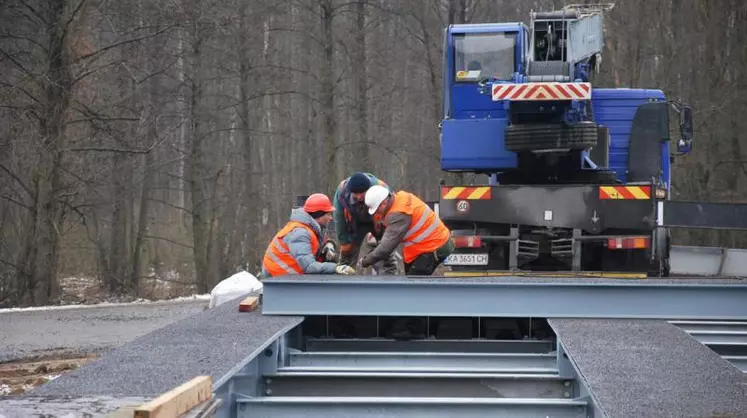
505,122,598,152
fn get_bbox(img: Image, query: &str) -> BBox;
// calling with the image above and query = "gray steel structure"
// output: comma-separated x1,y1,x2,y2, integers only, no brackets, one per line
9,277,747,418
260,276,747,319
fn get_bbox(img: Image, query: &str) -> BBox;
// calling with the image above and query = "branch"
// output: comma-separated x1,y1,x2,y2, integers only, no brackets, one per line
144,235,194,249
60,0,90,46
0,47,36,78
73,23,176,64
0,194,31,210
0,80,41,105
148,197,193,215
20,0,48,25
0,162,33,198
0,33,49,53
67,147,152,154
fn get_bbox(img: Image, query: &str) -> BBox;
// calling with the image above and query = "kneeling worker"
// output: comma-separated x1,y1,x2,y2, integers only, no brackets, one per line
361,185,454,275
262,193,356,278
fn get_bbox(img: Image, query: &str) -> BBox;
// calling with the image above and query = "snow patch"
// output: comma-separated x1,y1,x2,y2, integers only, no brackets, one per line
0,294,211,313
209,271,263,309
0,384,10,395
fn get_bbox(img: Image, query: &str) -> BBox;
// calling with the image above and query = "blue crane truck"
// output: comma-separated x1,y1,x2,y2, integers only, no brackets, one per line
437,4,746,277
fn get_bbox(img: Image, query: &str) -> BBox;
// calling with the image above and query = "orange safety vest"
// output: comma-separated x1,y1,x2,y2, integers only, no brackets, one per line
262,221,320,277
385,191,450,264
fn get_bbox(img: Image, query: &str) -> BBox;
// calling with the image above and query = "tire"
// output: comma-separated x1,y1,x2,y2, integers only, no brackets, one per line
505,122,598,152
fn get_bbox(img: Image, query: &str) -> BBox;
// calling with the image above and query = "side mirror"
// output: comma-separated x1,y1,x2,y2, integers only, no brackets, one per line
676,103,693,154
477,77,490,95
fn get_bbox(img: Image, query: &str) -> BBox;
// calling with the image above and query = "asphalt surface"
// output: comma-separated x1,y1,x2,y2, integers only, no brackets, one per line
550,318,747,418
31,292,303,397
0,298,209,362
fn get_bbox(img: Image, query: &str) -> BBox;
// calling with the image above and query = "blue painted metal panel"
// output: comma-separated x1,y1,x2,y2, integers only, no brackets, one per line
441,24,526,172
441,118,516,171
591,88,667,184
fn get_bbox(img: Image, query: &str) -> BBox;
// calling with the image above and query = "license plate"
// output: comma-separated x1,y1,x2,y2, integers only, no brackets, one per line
445,253,489,266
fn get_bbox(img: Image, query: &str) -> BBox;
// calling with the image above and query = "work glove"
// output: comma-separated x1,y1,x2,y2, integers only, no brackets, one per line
320,241,337,262
335,264,356,275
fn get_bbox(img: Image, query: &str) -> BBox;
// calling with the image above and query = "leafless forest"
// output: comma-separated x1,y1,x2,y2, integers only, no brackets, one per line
1,0,745,306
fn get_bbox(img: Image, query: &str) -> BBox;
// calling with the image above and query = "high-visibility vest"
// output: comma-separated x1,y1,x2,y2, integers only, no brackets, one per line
262,221,320,277
385,191,450,264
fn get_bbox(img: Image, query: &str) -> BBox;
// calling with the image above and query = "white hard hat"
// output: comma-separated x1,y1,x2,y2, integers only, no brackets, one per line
365,185,390,215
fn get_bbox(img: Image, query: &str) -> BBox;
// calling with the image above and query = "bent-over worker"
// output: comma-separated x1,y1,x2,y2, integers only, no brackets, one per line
261,193,356,278
361,185,454,275
333,172,398,274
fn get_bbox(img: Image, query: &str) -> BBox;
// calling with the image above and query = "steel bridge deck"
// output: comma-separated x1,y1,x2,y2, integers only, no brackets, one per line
4,276,747,418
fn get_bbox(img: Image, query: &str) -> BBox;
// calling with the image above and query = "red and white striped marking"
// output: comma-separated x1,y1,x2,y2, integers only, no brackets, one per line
492,82,592,101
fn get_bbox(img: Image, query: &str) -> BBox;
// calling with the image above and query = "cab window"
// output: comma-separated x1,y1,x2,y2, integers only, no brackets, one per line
453,32,517,82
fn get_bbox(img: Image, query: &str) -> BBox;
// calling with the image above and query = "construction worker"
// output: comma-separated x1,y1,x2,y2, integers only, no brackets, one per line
261,193,356,278
361,185,454,275
360,185,454,340
333,172,399,274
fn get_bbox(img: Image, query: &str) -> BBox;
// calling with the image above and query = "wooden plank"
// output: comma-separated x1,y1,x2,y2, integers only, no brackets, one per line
239,296,259,312
133,375,212,418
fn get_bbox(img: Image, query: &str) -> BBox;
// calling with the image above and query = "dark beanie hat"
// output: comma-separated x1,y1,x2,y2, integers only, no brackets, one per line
348,172,372,193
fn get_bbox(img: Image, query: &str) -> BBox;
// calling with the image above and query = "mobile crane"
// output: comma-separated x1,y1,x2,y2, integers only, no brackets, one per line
437,4,746,277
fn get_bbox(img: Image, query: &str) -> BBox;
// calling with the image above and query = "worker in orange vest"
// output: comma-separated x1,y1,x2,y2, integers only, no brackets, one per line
361,185,454,275
360,185,454,340
261,193,356,278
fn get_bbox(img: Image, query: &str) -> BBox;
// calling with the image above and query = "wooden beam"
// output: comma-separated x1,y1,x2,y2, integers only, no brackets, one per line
133,376,212,418
239,295,259,312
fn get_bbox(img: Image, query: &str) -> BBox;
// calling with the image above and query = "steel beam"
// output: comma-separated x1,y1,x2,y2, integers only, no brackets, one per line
723,356,747,372
669,320,747,333
687,330,747,345
262,277,747,319
287,351,557,371
236,396,588,418
304,338,554,354
264,371,571,398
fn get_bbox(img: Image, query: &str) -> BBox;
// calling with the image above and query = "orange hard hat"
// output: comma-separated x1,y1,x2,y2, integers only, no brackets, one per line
303,193,335,213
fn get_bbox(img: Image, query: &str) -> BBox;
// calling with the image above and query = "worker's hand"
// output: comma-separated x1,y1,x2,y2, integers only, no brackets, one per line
321,241,337,262
365,233,378,247
335,264,356,275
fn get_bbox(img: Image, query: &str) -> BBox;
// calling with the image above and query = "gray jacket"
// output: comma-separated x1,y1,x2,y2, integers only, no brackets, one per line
263,208,338,277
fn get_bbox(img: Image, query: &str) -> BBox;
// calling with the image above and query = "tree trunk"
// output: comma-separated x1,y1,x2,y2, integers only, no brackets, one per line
188,20,211,294
353,0,371,170
17,0,73,306
320,0,338,193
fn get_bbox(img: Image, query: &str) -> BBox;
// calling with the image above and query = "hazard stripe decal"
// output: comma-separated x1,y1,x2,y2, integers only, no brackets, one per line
492,82,592,101
441,186,491,200
599,186,651,200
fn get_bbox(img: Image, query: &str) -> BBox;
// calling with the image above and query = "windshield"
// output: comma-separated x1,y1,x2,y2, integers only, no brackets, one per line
453,32,517,82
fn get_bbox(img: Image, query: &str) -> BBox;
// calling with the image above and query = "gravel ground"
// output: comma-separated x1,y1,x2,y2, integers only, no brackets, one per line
32,292,303,397
549,319,747,418
0,298,209,363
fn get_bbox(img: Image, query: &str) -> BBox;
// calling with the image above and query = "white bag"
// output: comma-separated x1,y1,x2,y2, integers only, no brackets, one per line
208,271,263,309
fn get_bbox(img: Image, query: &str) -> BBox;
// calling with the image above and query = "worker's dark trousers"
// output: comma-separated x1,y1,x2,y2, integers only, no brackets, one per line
404,252,439,275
